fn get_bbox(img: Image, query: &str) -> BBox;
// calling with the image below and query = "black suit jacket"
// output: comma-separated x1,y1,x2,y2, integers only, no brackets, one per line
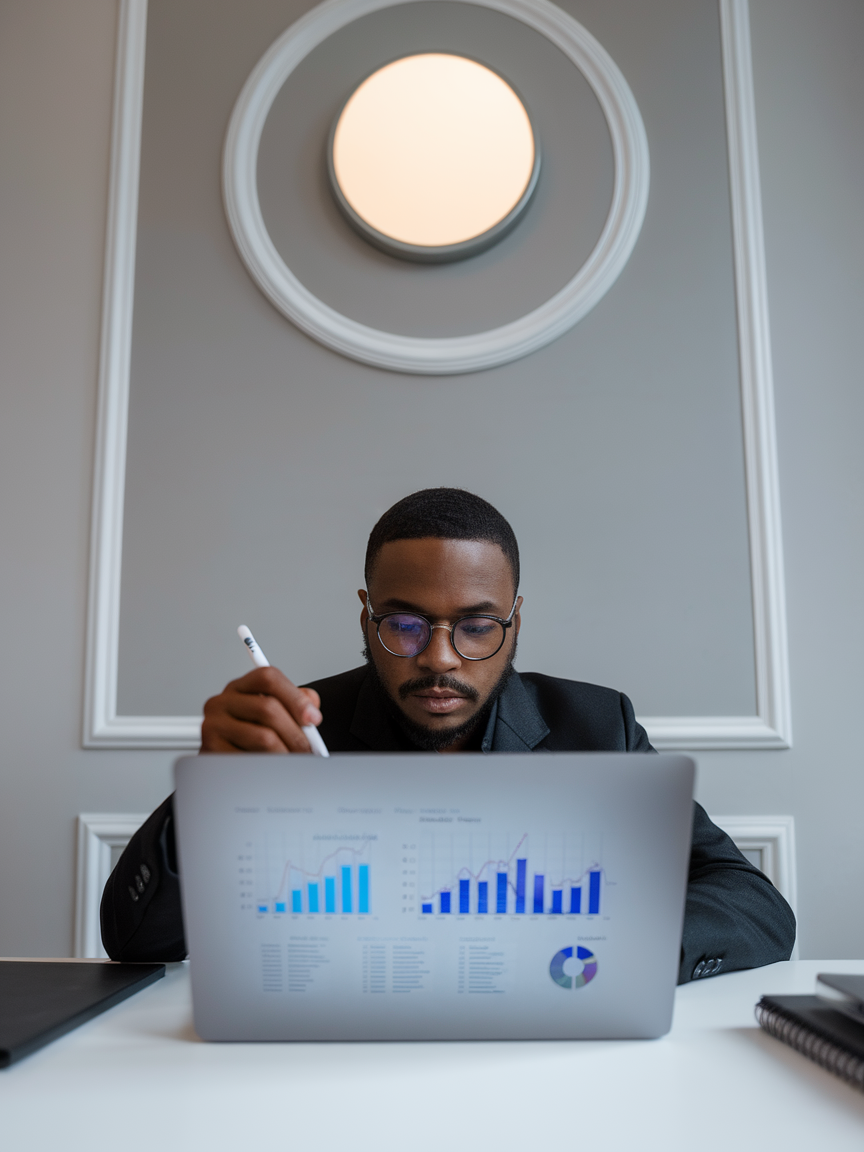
101,668,796,982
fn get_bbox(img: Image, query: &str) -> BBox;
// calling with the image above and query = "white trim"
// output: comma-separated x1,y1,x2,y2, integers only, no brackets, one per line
717,0,790,747
85,711,785,752
84,0,148,748
646,0,791,750
83,0,791,751
74,813,148,958
711,814,798,956
645,713,788,752
73,811,798,959
222,0,650,375
88,714,201,750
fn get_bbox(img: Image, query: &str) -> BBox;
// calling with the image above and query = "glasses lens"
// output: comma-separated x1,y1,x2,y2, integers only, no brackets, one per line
453,618,506,660
377,614,431,657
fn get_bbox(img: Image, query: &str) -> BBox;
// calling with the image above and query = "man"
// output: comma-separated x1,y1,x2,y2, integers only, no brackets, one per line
102,488,795,980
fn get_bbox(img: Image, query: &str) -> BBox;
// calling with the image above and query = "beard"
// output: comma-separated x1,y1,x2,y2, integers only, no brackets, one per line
362,635,517,752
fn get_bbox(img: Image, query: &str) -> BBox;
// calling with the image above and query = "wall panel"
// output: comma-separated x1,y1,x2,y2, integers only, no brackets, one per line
113,0,763,734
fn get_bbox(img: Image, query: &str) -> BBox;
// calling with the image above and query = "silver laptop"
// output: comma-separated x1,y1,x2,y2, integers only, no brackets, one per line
174,752,694,1041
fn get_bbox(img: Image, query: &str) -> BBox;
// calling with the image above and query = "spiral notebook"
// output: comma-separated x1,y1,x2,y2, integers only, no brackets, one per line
755,988,864,1092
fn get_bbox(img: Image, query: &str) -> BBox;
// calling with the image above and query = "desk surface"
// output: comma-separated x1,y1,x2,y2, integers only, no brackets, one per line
4,959,864,1150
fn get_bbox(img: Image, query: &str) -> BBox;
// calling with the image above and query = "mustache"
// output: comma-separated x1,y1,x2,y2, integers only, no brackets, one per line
397,675,480,703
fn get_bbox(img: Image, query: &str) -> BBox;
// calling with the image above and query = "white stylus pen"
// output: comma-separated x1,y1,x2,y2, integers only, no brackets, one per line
237,625,330,757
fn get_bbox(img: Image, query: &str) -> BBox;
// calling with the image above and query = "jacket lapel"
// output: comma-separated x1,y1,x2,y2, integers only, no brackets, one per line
484,672,550,752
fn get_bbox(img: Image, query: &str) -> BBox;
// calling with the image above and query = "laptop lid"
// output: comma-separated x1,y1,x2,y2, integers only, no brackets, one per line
174,752,694,1041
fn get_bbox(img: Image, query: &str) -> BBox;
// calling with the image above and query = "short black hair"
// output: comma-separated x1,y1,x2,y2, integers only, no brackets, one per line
365,488,520,593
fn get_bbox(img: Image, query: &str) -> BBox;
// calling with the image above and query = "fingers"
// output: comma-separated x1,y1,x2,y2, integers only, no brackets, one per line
219,691,311,752
231,668,322,726
201,714,292,753
200,667,322,754
299,686,321,713
199,730,276,753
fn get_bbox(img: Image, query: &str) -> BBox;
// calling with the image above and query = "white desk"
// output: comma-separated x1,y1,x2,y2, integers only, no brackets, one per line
4,960,864,1150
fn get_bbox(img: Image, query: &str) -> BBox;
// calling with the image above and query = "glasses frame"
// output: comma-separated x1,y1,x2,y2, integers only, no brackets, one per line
366,594,519,661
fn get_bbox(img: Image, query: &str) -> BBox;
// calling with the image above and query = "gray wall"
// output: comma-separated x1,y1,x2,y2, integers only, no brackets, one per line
0,0,862,960
119,0,755,719
696,0,864,958
0,0,176,957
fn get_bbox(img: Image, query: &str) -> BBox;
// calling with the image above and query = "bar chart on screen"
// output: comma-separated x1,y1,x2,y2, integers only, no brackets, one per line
418,830,611,918
241,833,375,917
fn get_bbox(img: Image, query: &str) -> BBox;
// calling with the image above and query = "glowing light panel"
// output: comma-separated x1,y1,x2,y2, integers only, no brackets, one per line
330,54,537,253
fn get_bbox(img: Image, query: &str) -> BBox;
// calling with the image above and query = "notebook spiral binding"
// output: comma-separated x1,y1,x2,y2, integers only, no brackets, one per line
755,1001,864,1092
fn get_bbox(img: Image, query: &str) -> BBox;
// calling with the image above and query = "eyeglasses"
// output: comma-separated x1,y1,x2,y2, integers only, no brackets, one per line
366,595,518,661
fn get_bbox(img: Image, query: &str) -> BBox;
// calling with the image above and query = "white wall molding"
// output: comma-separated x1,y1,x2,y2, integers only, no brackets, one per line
73,811,797,958
718,0,790,748
222,0,650,375
643,0,791,750
74,813,148,957
83,0,791,751
84,0,150,748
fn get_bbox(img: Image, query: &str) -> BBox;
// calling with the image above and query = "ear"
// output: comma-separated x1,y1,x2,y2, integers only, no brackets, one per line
514,595,523,636
358,588,369,627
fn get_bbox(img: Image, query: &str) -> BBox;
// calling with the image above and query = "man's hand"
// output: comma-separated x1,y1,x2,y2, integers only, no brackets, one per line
200,667,323,753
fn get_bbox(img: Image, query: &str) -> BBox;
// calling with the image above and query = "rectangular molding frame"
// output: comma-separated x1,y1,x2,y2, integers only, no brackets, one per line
75,813,149,957
83,0,791,750
74,811,797,958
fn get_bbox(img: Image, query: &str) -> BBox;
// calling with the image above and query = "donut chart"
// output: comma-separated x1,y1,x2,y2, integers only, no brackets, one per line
549,945,598,989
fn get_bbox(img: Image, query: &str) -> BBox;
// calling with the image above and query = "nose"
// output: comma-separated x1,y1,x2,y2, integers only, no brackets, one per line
416,625,461,674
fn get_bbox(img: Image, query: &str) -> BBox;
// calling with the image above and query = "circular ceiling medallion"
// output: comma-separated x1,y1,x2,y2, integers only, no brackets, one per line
328,53,540,263
223,0,649,375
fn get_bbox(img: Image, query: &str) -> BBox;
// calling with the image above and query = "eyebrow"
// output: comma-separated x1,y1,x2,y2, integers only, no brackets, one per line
376,597,502,616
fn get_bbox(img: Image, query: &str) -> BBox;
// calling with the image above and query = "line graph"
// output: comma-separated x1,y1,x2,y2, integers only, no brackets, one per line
419,831,608,917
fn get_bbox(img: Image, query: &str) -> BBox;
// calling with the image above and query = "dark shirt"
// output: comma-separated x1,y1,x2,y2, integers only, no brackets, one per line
101,667,796,982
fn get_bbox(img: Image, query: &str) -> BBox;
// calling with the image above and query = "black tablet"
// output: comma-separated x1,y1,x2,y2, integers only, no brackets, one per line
0,960,165,1067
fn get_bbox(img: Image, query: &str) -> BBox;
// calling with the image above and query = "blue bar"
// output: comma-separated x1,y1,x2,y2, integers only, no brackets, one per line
325,877,335,913
422,903,433,914
589,870,601,914
459,879,470,914
308,882,320,913
275,902,286,913
440,891,451,914
478,881,488,913
570,886,581,914
341,866,352,913
291,890,302,913
516,860,527,913
496,872,507,913
551,889,562,914
257,904,268,913
358,864,370,914
533,874,545,914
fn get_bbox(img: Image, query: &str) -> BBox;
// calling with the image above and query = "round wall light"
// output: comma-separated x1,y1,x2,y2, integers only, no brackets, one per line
223,0,649,374
327,53,540,263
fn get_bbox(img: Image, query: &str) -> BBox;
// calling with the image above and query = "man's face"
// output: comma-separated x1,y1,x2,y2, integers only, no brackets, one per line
359,538,521,751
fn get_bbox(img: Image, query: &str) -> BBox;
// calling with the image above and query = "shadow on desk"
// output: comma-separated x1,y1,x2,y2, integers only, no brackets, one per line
170,1020,201,1045
732,1027,864,1119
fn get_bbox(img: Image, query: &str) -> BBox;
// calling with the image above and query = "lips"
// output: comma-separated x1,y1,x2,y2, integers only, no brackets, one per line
412,691,467,715
397,675,479,717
